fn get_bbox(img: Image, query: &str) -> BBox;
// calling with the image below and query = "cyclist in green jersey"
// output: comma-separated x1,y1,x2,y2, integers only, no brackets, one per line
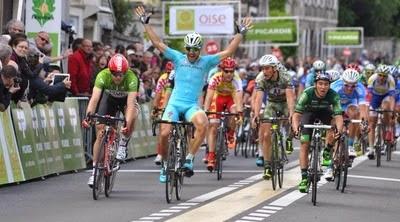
82,54,140,187
292,72,344,193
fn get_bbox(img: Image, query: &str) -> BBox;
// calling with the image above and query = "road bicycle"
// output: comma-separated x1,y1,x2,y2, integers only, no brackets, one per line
88,113,125,200
153,116,193,203
260,114,289,190
302,120,332,206
370,109,395,167
332,118,361,193
206,110,238,180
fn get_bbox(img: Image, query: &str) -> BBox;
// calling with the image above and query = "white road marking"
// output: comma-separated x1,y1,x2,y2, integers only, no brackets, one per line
256,209,277,214
348,174,400,182
242,216,265,221
261,206,282,210
249,212,271,217
188,187,238,202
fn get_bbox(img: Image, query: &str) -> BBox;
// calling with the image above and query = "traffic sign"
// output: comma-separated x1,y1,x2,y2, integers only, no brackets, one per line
205,40,219,54
343,48,352,57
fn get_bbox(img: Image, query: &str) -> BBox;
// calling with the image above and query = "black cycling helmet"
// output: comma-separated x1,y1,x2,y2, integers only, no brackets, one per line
314,71,331,83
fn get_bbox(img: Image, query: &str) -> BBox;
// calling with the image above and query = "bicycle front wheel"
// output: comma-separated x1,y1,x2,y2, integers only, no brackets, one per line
216,129,225,180
271,132,278,190
341,137,349,193
376,126,383,167
311,144,319,206
92,163,105,200
166,140,176,203
278,134,286,189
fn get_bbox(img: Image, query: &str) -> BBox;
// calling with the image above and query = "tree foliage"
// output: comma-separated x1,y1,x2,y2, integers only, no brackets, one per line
112,0,134,33
339,0,400,37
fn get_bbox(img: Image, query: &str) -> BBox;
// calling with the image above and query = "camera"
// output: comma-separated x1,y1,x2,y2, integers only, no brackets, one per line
14,77,22,84
61,21,76,35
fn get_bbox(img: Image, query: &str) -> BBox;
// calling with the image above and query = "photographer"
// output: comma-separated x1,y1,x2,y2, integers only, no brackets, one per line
0,65,20,111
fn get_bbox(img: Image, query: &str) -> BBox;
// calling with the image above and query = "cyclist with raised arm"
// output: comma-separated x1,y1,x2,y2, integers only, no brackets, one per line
135,6,252,182
203,57,243,171
82,54,140,187
366,64,396,159
252,54,296,180
292,72,343,193
331,69,368,159
152,61,175,165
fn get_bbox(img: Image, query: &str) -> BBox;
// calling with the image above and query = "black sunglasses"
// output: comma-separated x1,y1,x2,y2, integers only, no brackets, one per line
185,47,200,52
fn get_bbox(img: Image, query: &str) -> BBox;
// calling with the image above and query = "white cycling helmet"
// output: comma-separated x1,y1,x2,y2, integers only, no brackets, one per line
327,69,341,82
364,63,376,72
342,68,360,84
184,32,203,48
259,54,279,67
313,60,326,71
376,64,390,76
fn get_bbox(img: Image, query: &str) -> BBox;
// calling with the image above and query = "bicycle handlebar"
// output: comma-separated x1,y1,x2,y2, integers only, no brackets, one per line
88,113,126,125
259,117,288,123
302,124,332,129
205,111,239,117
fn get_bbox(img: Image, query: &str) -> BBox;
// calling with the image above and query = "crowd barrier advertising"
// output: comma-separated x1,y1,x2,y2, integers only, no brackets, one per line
2,98,86,184
0,110,25,184
127,103,157,159
1,99,157,186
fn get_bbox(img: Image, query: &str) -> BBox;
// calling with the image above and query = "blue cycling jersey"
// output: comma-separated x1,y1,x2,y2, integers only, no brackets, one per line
305,68,316,88
330,79,367,110
164,47,220,104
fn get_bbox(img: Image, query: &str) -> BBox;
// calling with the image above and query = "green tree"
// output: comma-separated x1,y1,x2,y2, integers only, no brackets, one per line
112,0,134,33
338,0,400,37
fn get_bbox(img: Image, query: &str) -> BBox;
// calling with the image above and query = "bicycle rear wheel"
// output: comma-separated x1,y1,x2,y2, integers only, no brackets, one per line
105,159,118,197
334,142,342,191
386,142,392,161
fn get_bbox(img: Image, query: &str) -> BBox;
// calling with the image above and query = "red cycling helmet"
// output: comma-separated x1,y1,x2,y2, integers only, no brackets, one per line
346,63,361,73
165,61,174,72
108,54,129,73
219,57,236,71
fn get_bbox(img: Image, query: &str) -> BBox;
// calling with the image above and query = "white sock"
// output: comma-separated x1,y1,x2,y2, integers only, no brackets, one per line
186,153,194,160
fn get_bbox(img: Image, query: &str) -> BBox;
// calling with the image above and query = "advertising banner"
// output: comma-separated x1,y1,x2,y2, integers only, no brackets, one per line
322,27,364,48
169,5,234,35
0,109,24,185
25,0,62,57
35,105,64,174
11,102,44,180
245,17,299,46
53,99,85,171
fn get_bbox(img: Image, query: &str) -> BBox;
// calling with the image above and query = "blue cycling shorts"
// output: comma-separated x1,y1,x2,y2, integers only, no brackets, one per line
162,101,203,122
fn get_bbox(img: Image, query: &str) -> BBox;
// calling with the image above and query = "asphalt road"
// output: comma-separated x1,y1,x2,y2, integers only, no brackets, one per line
1,143,399,222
